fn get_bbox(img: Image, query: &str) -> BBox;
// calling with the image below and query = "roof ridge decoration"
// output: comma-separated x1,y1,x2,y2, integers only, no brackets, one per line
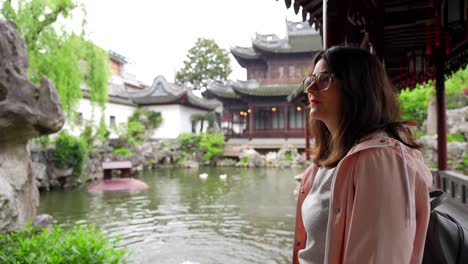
231,20,322,58
286,20,318,36
127,75,184,99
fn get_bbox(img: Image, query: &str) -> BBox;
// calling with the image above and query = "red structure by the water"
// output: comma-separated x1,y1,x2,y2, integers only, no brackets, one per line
87,161,149,192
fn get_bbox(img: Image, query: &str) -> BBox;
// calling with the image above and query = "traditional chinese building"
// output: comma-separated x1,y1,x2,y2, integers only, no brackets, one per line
72,51,220,140
205,21,322,151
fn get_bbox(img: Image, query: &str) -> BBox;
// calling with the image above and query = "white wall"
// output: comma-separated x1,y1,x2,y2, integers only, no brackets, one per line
143,105,210,139
65,99,210,140
66,98,136,138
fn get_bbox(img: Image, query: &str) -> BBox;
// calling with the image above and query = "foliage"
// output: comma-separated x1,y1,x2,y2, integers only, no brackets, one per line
445,66,468,109
398,82,433,127
54,132,88,179
113,148,132,156
0,0,109,116
414,130,426,138
398,66,467,127
36,135,51,148
144,111,163,129
447,133,465,143
191,112,215,133
241,156,249,164
127,109,162,143
177,132,201,153
284,152,293,161
0,222,125,264
199,133,224,161
79,123,94,147
126,121,145,146
97,115,110,142
175,38,232,91
129,108,162,130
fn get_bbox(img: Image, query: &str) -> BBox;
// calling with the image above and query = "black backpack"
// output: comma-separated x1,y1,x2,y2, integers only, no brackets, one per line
423,190,468,264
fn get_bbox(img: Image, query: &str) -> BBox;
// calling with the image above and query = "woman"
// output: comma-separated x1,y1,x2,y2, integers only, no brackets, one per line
292,46,432,264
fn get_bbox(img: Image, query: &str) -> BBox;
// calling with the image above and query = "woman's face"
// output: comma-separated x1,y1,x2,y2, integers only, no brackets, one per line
305,59,342,134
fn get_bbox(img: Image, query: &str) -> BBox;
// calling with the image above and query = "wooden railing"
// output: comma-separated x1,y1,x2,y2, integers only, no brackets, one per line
431,169,468,210
226,129,304,139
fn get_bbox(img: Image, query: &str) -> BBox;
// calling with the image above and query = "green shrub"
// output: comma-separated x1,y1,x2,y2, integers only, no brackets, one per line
241,156,249,164
285,152,293,161
199,133,224,161
80,124,95,147
447,133,466,143
112,148,132,156
97,115,110,142
144,111,162,129
129,108,162,129
177,132,200,153
398,82,433,127
445,66,468,109
55,132,88,179
127,121,145,146
0,222,125,264
414,131,426,138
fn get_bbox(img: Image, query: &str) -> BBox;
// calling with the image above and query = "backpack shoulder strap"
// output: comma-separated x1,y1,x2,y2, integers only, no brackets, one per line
430,190,447,211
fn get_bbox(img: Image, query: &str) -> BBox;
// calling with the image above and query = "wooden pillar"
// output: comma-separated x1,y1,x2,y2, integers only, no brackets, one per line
248,104,254,139
435,48,447,184
323,0,345,49
284,104,289,139
434,0,447,188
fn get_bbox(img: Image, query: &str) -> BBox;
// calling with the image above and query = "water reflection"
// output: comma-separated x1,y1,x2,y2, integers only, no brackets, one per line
38,167,303,264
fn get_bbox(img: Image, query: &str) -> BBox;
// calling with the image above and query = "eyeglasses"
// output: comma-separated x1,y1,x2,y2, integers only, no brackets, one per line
303,73,334,93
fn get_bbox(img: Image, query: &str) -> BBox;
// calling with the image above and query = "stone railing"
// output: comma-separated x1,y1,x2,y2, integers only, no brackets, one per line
431,169,468,210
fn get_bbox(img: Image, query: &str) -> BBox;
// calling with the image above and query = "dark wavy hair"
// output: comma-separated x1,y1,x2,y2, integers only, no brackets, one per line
309,46,420,167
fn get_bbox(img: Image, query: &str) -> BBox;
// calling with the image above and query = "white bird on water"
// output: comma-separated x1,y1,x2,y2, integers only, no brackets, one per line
219,174,227,180
199,173,208,179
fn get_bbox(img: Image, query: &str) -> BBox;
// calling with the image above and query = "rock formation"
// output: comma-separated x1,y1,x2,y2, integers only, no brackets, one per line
0,21,64,233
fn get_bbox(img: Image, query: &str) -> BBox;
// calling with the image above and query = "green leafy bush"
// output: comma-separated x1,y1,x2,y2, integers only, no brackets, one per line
177,132,201,153
112,148,132,156
447,133,466,143
398,83,433,127
241,156,249,164
414,131,426,138
127,121,145,146
199,133,224,161
445,66,468,109
55,132,88,179
144,111,162,129
0,222,125,264
285,152,293,161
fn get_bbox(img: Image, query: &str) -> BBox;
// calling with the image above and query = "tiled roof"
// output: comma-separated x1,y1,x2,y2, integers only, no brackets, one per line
231,21,322,59
205,82,241,99
252,33,322,53
232,85,299,97
129,75,221,111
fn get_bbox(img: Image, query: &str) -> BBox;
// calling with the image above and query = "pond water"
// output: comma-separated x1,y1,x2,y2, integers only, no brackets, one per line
38,166,304,264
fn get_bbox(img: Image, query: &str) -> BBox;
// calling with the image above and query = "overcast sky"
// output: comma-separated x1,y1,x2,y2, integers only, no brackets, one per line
78,0,301,85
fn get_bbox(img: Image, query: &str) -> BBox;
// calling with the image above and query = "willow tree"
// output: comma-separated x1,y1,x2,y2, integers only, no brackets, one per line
0,0,109,115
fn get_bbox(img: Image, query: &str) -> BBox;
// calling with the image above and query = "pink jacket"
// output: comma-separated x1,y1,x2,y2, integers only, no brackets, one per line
292,135,433,264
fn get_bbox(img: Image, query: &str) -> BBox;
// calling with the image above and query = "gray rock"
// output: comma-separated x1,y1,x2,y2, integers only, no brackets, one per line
0,21,64,233
33,214,53,230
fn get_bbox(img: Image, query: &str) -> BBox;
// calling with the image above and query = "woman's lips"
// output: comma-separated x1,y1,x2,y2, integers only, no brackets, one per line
310,99,320,104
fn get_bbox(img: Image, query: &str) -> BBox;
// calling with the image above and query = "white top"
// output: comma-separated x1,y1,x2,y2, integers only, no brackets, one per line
298,166,336,264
